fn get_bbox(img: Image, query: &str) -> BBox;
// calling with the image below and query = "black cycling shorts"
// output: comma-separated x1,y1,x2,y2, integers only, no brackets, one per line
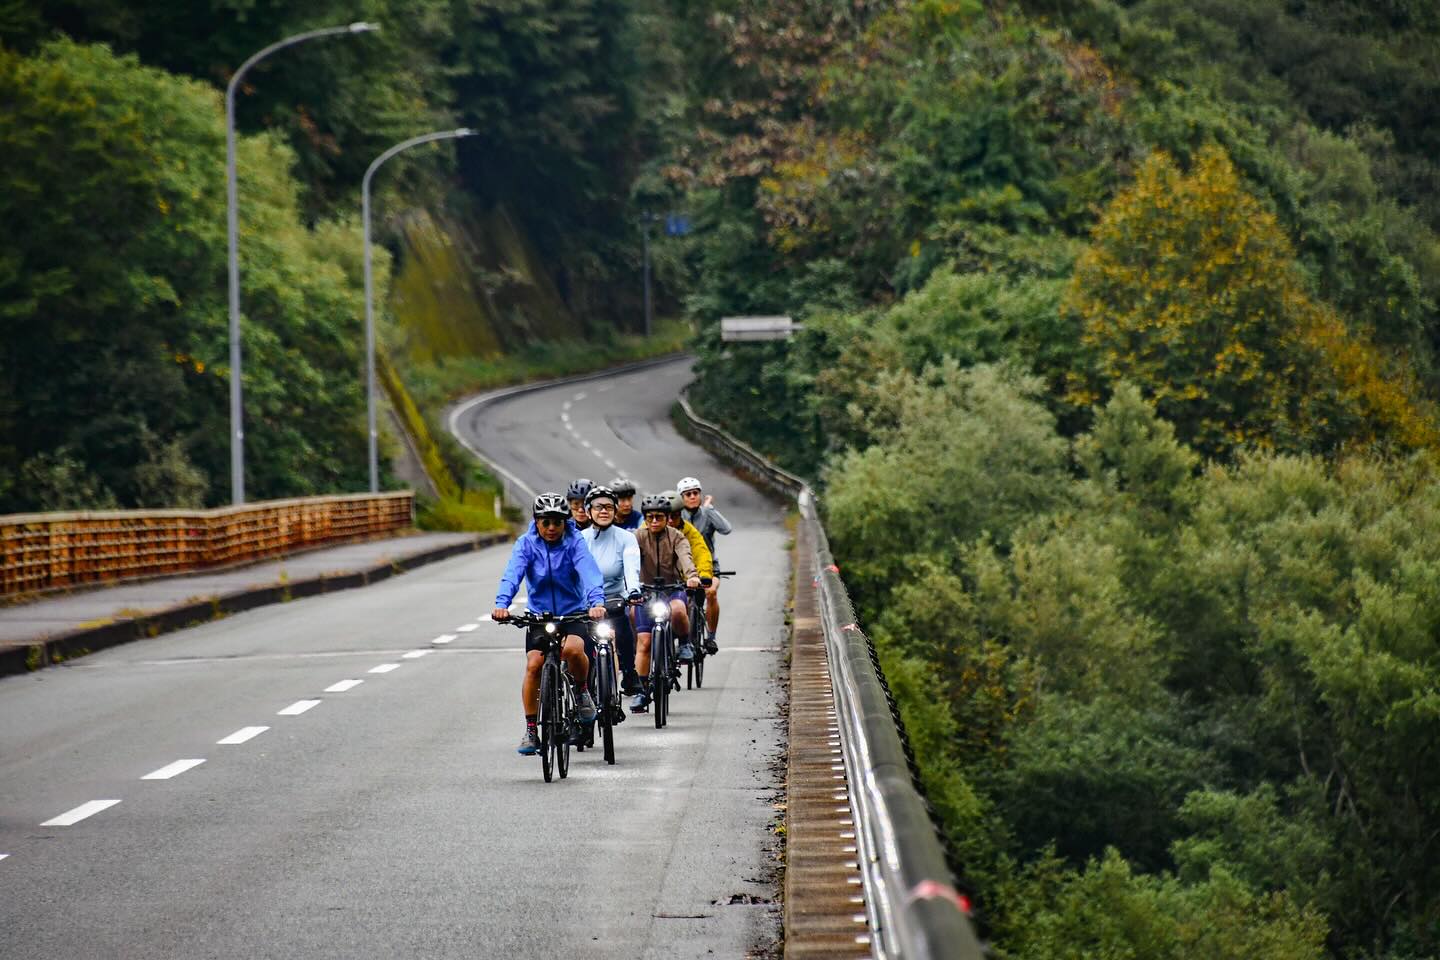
525,620,592,655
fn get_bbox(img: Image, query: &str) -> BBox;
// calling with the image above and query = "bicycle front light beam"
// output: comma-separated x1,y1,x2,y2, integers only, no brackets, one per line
649,601,669,620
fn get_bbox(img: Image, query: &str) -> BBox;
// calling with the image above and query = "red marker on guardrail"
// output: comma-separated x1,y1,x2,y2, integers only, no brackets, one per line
909,880,973,915
826,564,841,573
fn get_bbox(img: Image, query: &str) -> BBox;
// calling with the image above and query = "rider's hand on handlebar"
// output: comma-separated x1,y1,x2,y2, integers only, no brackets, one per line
686,576,700,589
492,607,510,621
588,605,606,620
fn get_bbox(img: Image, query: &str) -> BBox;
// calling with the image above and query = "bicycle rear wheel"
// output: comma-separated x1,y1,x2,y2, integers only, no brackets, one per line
538,660,558,783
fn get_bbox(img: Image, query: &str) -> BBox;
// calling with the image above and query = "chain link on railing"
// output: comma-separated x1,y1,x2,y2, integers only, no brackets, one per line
0,492,414,597
674,394,984,959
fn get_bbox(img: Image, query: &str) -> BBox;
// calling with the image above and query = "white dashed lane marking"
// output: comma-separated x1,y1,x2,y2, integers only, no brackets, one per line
402,649,431,659
325,679,364,693
217,726,269,745
432,635,456,645
0,854,8,862
142,759,206,781
368,663,401,674
41,799,121,827
278,699,322,716
457,623,479,632
574,392,587,401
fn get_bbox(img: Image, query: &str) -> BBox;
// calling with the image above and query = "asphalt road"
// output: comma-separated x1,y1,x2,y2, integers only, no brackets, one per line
0,357,790,959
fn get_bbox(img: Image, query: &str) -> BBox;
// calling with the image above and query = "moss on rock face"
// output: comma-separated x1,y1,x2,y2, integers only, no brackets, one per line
388,205,581,365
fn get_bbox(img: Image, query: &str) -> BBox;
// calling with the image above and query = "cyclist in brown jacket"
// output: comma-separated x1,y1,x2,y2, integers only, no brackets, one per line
630,492,700,711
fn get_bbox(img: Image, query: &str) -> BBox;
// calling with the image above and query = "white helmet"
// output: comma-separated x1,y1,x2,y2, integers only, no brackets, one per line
677,476,702,494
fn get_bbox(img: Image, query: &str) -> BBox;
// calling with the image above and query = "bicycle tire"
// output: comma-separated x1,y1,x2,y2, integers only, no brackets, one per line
558,670,573,780
538,659,557,783
653,623,669,729
598,658,616,765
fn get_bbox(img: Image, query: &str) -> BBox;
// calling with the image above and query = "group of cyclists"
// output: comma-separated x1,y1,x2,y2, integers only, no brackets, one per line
491,476,732,756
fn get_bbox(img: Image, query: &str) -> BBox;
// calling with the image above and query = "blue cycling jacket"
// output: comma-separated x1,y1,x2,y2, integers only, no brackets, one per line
494,520,605,614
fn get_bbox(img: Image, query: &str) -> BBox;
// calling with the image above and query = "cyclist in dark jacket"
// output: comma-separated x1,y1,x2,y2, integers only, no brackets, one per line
493,493,606,755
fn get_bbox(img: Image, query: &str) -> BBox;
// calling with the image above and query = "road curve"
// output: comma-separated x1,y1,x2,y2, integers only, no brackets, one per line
0,357,789,959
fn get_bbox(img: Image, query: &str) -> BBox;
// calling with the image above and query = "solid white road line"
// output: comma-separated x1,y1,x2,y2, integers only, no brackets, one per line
368,663,401,674
41,799,121,827
432,634,456,644
325,679,364,693
217,726,269,745
0,854,10,862
277,699,321,716
457,623,479,632
142,758,206,781
402,649,431,659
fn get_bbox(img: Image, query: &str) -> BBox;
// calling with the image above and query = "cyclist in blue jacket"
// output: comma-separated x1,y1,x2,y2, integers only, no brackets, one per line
493,493,607,756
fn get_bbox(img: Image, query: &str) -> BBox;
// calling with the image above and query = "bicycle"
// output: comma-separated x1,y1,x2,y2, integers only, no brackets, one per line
685,569,735,690
639,581,688,729
583,600,633,765
502,611,591,782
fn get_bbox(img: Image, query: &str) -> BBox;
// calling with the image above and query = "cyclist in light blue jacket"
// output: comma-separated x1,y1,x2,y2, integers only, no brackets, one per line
580,485,643,694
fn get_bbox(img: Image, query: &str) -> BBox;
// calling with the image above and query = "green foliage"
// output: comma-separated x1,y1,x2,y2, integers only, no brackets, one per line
0,40,375,509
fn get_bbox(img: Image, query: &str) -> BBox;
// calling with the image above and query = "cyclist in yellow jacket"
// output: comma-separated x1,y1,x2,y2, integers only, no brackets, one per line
664,490,712,662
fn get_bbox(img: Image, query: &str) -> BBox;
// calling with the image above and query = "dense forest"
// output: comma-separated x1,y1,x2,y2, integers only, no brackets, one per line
5,2,1440,955
0,0,666,512
673,1,1440,957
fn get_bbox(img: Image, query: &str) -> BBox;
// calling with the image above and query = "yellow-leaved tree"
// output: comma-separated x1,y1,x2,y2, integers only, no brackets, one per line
1066,145,1437,459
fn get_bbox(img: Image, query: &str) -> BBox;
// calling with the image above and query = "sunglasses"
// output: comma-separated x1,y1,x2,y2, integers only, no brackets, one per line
644,513,668,522
681,489,701,496
537,517,565,528
589,501,615,511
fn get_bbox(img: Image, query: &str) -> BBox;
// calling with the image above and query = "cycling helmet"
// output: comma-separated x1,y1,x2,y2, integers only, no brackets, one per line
676,476,702,494
584,484,616,508
608,477,637,497
532,492,569,519
639,492,671,514
663,489,684,514
566,478,594,501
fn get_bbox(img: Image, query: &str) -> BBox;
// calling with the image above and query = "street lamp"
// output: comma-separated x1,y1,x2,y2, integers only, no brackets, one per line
361,128,477,493
226,21,380,506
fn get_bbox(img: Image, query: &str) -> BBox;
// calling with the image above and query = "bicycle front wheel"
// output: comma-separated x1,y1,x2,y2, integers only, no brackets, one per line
558,672,573,779
538,659,558,783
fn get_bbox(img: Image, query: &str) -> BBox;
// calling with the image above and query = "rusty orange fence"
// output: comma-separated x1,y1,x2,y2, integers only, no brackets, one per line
0,492,414,597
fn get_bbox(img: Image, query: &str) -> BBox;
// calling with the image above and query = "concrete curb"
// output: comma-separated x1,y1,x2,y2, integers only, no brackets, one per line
0,532,508,678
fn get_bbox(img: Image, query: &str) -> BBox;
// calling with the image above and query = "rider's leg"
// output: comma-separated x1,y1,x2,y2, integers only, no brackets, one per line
671,597,690,639
636,631,652,678
562,634,589,687
705,583,720,633
522,650,543,714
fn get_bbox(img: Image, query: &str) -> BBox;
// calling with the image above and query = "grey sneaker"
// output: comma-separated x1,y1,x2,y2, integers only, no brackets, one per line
629,691,649,713
516,727,539,756
678,643,695,663
576,690,598,723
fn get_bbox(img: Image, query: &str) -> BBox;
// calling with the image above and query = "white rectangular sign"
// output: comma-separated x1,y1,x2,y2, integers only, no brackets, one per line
721,316,800,341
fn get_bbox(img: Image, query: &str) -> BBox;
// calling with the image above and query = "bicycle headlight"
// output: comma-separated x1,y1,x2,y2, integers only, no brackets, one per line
649,600,668,620
544,622,557,635
593,622,614,639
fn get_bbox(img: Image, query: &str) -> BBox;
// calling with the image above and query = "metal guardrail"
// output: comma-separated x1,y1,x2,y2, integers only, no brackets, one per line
676,393,983,960
0,492,414,597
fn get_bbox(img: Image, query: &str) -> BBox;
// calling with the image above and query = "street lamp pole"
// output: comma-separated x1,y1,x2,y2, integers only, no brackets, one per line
226,21,380,506
641,212,654,338
361,128,476,493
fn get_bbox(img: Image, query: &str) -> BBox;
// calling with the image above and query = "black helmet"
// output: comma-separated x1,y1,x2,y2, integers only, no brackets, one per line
662,489,683,514
639,492,671,514
584,484,616,508
608,476,636,497
566,478,594,501
532,492,569,519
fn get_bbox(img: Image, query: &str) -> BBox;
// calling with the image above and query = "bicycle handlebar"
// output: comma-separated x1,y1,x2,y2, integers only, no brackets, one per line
499,610,595,627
